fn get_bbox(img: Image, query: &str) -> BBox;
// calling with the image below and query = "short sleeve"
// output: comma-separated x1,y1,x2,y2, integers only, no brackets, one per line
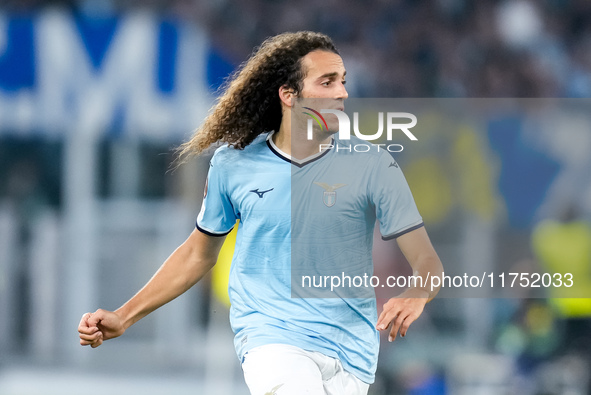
369,152,424,240
196,155,237,236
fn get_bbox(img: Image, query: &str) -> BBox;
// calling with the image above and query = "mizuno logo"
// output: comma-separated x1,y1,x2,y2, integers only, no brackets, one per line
389,161,398,168
250,188,274,198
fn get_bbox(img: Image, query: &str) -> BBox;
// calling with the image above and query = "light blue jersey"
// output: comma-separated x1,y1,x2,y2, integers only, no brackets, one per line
196,133,423,383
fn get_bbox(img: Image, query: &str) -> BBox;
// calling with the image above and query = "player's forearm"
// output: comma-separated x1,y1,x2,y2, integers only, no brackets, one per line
396,227,443,302
409,255,443,302
115,230,222,330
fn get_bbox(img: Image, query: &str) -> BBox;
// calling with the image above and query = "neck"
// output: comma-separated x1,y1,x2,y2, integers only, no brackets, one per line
273,109,332,160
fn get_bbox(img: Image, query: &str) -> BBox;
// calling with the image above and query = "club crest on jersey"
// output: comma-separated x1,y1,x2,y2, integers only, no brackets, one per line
314,182,347,207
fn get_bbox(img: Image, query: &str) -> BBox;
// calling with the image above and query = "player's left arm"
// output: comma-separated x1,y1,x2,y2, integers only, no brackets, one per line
376,226,443,341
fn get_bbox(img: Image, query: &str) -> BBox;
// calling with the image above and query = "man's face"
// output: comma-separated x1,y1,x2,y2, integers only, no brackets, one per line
297,50,348,135
299,50,348,100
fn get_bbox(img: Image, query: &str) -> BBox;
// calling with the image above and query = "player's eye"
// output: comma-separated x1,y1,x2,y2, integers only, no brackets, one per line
342,80,347,85
321,81,331,86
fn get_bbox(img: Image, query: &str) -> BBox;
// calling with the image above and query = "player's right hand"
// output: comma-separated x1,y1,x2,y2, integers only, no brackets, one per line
78,309,125,348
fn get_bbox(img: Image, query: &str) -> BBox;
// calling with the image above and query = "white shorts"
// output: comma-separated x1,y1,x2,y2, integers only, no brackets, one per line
241,344,370,395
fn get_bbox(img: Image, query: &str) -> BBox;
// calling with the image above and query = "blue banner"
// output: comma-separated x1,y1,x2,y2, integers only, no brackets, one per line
0,11,234,139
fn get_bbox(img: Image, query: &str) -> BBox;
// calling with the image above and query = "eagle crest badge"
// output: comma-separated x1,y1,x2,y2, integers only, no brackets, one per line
313,182,347,207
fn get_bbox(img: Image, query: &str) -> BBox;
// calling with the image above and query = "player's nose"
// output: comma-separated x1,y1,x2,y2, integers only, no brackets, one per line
336,82,348,100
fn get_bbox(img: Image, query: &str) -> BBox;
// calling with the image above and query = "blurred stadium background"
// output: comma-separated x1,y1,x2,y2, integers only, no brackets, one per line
1,0,591,394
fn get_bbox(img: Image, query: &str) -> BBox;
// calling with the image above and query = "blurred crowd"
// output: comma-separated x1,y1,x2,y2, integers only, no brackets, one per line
4,0,591,98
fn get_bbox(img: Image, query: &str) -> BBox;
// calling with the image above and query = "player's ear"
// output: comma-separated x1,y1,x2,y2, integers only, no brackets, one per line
278,85,295,108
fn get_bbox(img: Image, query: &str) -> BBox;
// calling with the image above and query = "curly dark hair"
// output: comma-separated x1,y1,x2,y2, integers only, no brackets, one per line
176,31,339,162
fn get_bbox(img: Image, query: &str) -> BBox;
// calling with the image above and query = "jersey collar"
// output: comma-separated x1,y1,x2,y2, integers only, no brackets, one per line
266,132,333,168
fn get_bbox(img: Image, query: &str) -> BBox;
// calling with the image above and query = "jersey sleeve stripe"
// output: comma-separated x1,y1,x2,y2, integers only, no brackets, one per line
195,221,234,237
381,221,424,240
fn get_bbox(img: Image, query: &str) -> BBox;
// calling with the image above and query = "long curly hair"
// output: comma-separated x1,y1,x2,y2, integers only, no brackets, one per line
176,31,339,162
